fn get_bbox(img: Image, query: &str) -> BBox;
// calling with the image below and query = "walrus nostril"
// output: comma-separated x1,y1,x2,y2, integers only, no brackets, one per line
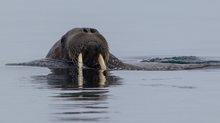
82,28,88,33
90,29,96,33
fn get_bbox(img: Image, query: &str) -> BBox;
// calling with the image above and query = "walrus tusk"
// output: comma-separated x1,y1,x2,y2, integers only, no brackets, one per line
98,70,106,87
98,54,107,70
78,53,83,88
78,53,83,65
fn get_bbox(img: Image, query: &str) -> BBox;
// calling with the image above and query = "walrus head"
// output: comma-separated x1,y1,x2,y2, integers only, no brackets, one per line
61,28,109,70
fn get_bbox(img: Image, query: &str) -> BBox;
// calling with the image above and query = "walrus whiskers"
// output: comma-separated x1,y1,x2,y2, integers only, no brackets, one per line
98,54,107,70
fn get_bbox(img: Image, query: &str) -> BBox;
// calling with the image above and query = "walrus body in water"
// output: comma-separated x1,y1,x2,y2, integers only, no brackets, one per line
7,27,220,70
45,28,142,70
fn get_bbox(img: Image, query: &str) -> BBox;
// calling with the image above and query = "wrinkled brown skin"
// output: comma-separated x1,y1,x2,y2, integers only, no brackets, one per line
46,28,141,70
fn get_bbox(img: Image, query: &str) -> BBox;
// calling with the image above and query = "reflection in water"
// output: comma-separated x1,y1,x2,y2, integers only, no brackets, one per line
32,68,121,122
46,68,122,88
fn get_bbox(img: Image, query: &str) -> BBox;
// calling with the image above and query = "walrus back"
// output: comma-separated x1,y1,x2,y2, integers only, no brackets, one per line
46,40,63,59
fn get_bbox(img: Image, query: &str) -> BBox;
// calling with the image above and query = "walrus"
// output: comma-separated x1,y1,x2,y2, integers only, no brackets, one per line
6,27,220,88
7,27,220,70
45,27,143,70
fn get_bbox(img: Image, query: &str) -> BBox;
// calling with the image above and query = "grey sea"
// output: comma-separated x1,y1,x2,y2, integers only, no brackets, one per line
0,0,220,123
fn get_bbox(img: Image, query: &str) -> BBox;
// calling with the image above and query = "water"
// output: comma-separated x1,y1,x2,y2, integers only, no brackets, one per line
1,0,220,123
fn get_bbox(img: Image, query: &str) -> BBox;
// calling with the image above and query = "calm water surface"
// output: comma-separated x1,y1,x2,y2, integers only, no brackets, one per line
1,0,220,123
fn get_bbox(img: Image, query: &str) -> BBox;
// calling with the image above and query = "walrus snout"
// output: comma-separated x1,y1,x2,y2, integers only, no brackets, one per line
82,41,106,69
83,41,100,56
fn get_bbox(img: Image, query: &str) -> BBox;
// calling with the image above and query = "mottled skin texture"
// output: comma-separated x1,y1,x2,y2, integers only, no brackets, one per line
46,28,142,70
